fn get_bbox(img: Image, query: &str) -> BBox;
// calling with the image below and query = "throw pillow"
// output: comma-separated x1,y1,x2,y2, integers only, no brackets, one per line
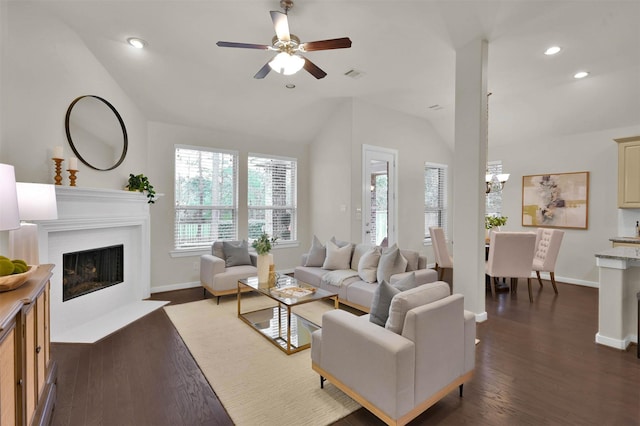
376,244,408,284
358,247,381,283
322,240,352,270
222,240,251,267
392,271,416,292
304,235,326,267
400,249,420,272
212,241,226,260
369,280,400,327
351,243,373,270
385,281,450,334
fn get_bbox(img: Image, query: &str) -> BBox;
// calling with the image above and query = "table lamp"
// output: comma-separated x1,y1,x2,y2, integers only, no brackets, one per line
8,182,58,264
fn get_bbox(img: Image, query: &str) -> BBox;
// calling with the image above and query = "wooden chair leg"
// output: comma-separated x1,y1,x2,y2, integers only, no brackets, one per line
550,272,559,294
459,383,464,397
536,271,544,288
527,277,533,303
438,267,444,281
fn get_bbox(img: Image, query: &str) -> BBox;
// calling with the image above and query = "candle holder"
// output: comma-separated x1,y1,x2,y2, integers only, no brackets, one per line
52,158,64,185
67,169,78,187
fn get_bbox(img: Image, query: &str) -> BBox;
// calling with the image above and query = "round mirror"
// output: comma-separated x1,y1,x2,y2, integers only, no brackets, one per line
65,95,128,171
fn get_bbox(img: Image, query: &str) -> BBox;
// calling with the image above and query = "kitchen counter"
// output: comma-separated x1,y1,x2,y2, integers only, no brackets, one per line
594,246,640,350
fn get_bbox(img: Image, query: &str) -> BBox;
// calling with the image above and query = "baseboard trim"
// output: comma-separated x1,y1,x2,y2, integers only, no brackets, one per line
533,272,598,288
595,332,636,350
151,281,200,294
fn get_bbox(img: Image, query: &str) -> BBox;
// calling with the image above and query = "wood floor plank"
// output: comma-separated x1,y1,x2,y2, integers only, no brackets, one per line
50,282,640,426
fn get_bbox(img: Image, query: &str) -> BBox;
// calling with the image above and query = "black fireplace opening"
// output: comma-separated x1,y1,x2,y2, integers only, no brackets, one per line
63,244,124,302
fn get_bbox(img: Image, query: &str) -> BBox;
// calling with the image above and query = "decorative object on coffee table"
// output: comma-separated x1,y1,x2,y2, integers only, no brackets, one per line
252,232,277,283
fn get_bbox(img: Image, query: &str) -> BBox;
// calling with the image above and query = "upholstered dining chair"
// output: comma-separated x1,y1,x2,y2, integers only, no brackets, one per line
429,226,453,284
486,231,537,302
532,228,565,294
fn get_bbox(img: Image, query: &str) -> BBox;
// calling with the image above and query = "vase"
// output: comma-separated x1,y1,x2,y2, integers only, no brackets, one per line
257,253,273,283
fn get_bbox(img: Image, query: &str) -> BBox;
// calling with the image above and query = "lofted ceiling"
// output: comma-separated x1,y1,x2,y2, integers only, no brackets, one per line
32,0,640,147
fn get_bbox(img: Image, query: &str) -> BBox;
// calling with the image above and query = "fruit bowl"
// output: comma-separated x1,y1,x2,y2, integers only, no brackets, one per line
0,265,36,292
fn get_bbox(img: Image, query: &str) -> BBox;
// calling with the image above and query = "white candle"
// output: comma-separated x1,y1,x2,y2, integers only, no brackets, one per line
53,146,63,159
69,157,78,170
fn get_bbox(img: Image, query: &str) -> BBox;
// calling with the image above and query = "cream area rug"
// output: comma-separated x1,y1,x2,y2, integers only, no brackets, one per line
164,295,361,426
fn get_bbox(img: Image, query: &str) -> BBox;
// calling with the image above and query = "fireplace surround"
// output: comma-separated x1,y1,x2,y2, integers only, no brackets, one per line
36,186,166,343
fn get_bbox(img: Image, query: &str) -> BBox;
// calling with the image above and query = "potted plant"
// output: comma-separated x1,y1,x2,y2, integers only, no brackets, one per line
485,215,508,241
126,173,156,204
252,233,277,283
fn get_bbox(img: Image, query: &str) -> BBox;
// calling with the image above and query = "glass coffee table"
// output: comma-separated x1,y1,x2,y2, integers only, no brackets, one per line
237,275,338,355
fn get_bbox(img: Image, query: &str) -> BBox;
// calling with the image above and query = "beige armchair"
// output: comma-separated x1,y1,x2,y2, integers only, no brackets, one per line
311,282,475,426
532,228,564,293
200,241,257,303
486,231,537,302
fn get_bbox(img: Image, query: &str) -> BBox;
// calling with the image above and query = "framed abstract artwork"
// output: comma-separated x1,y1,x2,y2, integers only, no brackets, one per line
522,171,589,229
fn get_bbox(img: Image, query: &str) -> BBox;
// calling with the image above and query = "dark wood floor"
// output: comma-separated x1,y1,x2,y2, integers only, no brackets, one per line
50,280,640,426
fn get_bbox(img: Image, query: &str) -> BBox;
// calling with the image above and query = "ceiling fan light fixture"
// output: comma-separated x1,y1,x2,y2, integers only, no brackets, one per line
269,52,304,75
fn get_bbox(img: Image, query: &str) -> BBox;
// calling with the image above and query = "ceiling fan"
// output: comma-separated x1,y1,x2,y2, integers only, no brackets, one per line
216,0,352,79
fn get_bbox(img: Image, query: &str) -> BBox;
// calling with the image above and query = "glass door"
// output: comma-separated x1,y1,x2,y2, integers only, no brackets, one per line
362,145,397,246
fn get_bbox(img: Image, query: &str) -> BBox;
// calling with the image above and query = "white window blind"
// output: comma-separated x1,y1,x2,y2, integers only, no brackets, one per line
424,162,448,242
486,160,503,216
174,146,238,249
248,154,297,242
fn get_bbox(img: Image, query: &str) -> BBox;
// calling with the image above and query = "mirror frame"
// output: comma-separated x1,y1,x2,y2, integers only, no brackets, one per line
65,95,128,171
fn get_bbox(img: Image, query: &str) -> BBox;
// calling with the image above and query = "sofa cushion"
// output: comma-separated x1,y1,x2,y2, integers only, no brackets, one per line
304,235,326,267
377,244,408,284
323,240,352,270
358,246,381,283
222,240,251,267
385,281,451,334
400,249,420,272
369,280,400,327
351,243,374,270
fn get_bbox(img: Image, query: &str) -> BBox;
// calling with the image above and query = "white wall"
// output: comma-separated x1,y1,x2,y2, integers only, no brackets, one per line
492,124,640,285
309,98,453,262
147,121,310,292
0,3,147,186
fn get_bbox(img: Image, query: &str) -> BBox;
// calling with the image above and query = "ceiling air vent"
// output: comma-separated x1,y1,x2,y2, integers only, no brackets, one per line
344,69,365,79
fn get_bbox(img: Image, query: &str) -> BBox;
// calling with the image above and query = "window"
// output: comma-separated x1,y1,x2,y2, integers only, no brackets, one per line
248,154,297,242
174,145,238,250
486,160,503,216
424,162,448,242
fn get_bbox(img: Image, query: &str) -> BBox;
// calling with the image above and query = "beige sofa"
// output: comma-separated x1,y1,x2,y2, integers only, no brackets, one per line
311,282,476,426
200,241,257,303
294,239,438,312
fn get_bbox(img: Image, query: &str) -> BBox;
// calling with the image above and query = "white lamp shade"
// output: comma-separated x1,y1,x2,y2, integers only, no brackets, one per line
269,52,305,75
16,182,58,221
0,163,20,230
496,174,510,183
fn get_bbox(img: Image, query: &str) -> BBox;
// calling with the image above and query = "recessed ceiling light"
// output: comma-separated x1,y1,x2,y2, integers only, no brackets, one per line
285,84,296,89
127,37,147,49
574,71,589,79
544,46,561,55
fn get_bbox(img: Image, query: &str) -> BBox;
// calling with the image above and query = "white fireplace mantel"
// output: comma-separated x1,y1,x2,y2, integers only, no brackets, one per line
36,186,166,343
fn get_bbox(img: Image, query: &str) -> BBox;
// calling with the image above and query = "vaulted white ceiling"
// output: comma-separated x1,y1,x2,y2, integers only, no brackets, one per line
35,0,640,147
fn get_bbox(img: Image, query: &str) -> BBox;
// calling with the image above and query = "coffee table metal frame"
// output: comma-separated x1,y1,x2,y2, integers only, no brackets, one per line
237,275,338,355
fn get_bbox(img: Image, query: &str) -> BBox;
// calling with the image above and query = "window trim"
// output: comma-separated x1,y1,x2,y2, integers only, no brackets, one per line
424,161,448,245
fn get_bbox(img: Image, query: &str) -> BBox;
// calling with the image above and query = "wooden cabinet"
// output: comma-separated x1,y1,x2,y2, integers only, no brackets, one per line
0,264,56,426
615,136,640,208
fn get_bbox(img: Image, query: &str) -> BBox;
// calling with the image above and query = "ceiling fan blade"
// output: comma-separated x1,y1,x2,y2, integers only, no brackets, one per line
270,11,290,42
301,37,352,52
216,41,270,50
254,61,272,79
303,57,327,79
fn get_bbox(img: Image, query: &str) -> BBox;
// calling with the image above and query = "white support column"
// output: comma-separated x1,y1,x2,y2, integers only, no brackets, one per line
452,38,488,321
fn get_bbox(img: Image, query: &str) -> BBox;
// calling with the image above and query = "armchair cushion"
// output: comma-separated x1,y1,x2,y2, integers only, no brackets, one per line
369,280,400,326
323,240,352,270
222,240,251,267
386,281,451,334
304,235,326,267
377,244,408,284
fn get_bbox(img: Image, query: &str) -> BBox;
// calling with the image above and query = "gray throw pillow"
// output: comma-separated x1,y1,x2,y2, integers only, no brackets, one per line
392,271,416,292
376,244,408,284
358,247,381,283
369,280,400,327
351,243,373,270
304,235,326,267
385,281,450,334
222,240,251,267
322,240,352,270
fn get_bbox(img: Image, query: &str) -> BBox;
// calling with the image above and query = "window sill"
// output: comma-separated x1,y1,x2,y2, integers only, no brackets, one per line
170,241,299,258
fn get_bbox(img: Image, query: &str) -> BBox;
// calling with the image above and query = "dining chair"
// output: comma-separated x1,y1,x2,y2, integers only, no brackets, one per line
429,226,453,284
486,231,537,302
532,228,565,294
